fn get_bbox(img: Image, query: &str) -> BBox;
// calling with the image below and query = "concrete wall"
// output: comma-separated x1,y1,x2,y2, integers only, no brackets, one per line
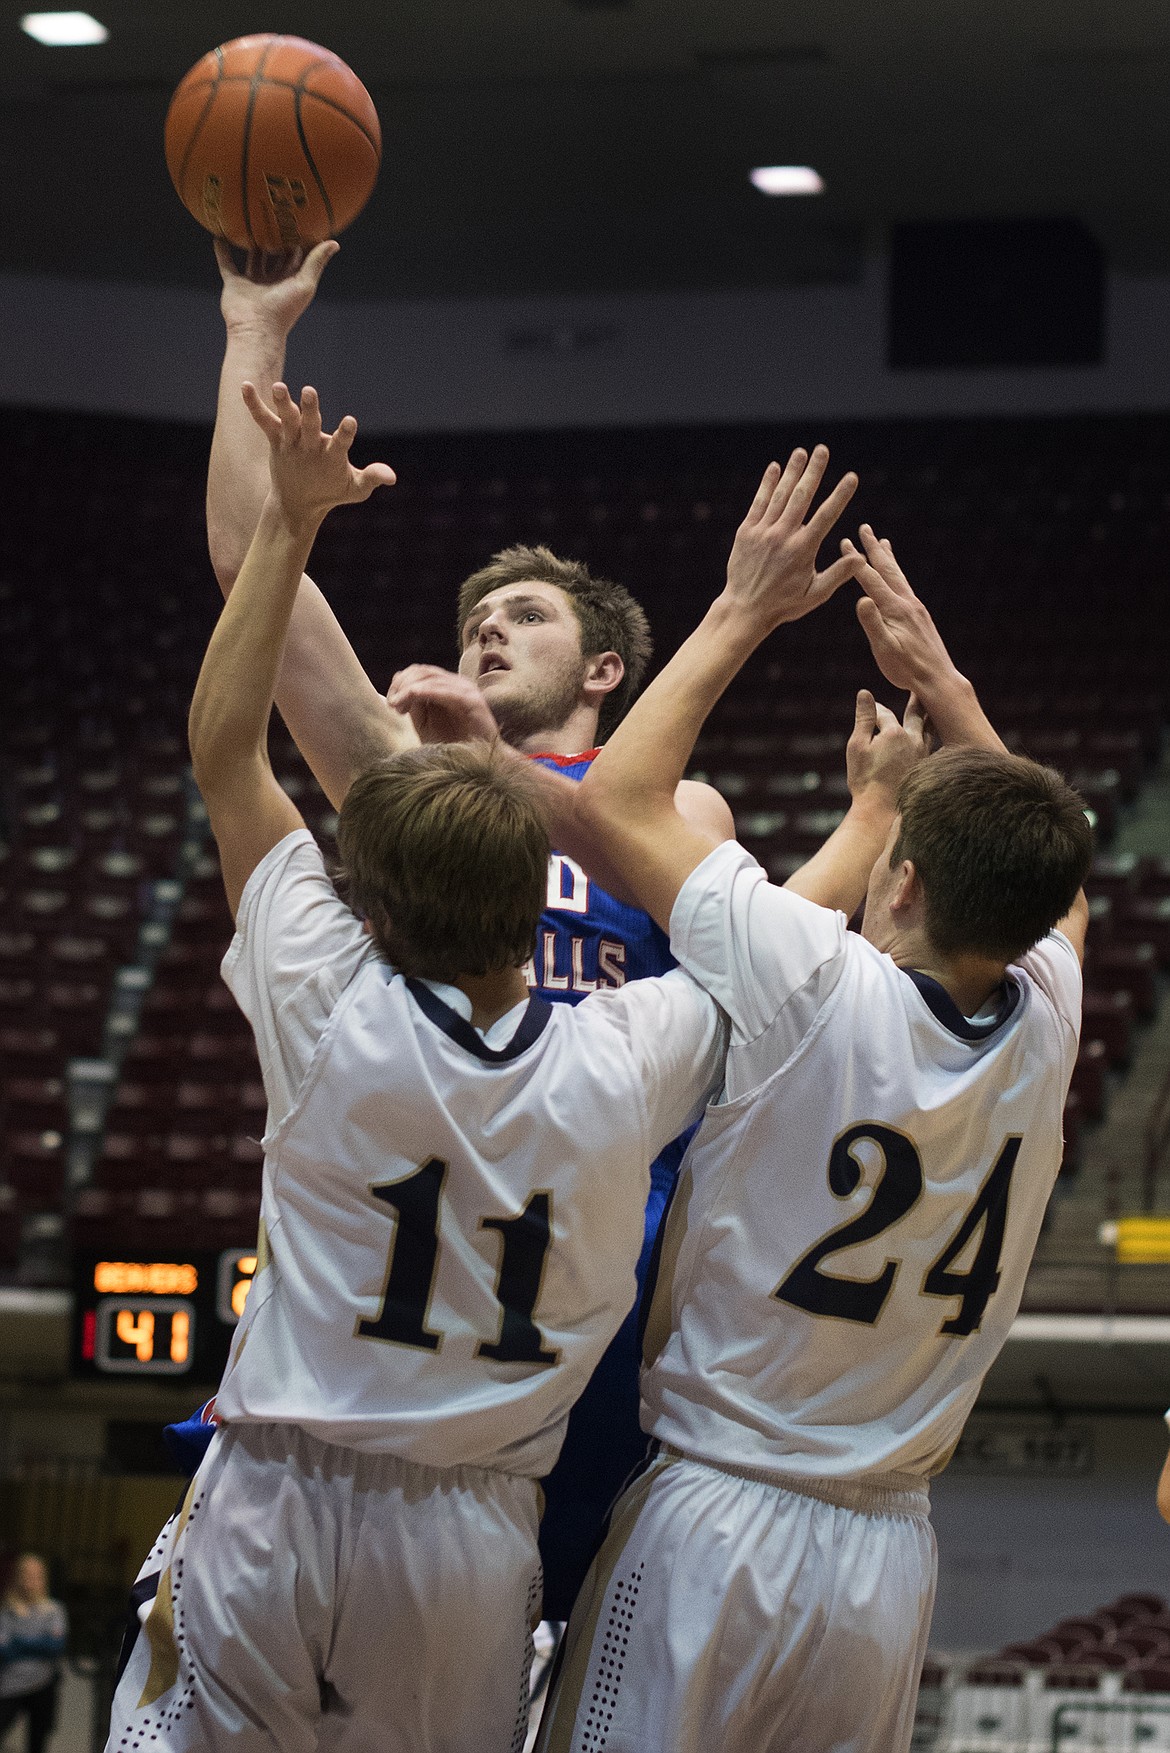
3,257,1170,434
930,1413,1170,1653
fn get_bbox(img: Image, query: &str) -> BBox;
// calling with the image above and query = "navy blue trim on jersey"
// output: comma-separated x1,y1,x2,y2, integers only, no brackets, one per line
405,980,554,1062
905,969,1021,1041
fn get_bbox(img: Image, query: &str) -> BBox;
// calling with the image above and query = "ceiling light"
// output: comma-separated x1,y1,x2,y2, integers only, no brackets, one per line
21,11,108,45
749,165,824,197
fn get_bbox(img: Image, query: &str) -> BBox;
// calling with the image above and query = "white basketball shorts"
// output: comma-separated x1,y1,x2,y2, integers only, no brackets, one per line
106,1422,542,1753
536,1447,936,1753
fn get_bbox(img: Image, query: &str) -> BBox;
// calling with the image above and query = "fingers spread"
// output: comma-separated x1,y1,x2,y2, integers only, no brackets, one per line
812,553,862,602
214,238,239,280
858,526,913,597
762,448,809,525
806,471,859,547
854,556,899,607
743,461,783,527
776,443,829,528
300,385,323,442
873,702,899,733
240,381,282,439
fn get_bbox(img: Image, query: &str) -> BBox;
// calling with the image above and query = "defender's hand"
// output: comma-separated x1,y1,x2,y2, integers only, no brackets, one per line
242,382,395,536
845,527,959,695
216,238,339,337
846,689,931,805
386,665,500,745
724,446,862,632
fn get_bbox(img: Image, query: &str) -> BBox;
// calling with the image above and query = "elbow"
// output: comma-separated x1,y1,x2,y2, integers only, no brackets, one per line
207,523,242,597
572,778,621,847
575,767,643,837
187,700,215,797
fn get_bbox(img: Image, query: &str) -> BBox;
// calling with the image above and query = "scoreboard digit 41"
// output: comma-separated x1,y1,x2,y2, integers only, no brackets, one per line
71,1250,257,1380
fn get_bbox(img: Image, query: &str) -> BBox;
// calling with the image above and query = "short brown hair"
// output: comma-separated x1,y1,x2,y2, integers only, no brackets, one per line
456,545,652,739
336,743,549,981
892,748,1093,962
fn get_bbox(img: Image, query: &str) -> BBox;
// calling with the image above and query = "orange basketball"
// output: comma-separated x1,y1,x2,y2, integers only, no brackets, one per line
164,35,381,252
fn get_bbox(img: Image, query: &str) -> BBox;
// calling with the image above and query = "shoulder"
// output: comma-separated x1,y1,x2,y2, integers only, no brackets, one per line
223,827,376,1010
582,963,717,1022
1012,930,1083,1038
233,827,336,923
674,777,735,841
672,839,847,955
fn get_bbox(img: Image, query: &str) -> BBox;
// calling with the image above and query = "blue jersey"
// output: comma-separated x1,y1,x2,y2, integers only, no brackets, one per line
529,750,691,1194
528,750,678,999
530,750,694,1619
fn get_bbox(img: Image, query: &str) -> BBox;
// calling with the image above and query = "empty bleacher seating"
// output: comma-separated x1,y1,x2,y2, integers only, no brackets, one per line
0,407,1165,1276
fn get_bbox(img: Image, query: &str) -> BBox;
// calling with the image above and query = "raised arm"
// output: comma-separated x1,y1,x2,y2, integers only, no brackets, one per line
190,383,396,916
846,526,1090,962
207,242,416,807
783,690,929,915
844,526,1007,754
569,446,861,930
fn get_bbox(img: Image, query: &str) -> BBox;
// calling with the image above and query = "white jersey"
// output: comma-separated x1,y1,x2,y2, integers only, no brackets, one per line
215,831,725,1476
643,840,1081,1485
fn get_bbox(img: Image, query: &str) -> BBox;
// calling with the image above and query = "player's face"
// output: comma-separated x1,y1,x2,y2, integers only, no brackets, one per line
458,582,590,743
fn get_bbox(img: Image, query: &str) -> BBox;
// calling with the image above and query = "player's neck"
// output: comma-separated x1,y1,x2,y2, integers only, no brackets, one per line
503,701,601,758
452,965,532,1032
893,935,1008,1019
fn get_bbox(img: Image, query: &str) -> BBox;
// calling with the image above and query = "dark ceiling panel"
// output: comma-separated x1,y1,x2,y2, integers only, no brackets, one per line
0,0,1167,294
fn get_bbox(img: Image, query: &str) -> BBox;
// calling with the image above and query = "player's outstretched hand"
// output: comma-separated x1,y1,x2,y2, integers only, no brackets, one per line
242,382,395,536
216,237,339,337
843,526,957,695
845,689,931,806
724,446,862,630
386,665,500,746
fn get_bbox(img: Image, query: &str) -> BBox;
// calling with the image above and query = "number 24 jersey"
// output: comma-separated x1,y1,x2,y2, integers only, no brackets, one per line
644,840,1081,1484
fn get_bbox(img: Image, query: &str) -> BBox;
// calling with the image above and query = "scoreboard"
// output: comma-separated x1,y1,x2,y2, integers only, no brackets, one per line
71,1250,257,1381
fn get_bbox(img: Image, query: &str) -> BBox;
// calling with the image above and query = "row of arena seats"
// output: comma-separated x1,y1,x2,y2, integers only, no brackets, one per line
922,1595,1170,1751
0,407,1167,1269
1,822,1160,1259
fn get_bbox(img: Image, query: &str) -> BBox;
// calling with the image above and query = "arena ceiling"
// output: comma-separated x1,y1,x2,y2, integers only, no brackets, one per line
2,0,1169,299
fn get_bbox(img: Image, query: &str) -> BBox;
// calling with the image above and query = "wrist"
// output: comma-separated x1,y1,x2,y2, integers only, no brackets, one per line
845,786,899,833
222,311,292,355
708,590,778,651
908,658,969,709
257,490,321,554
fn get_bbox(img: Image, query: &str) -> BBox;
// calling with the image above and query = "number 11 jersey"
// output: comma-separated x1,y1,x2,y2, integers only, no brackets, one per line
643,840,1082,1484
214,830,725,1477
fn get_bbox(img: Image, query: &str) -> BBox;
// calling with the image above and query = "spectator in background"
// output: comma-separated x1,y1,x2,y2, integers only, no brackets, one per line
0,1555,67,1753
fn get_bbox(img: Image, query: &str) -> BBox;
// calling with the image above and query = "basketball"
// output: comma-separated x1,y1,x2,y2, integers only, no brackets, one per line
164,35,381,252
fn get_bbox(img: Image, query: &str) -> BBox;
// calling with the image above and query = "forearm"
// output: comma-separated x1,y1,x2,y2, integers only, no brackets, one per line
208,322,288,585
207,327,416,806
266,589,418,809
189,494,315,792
910,664,1006,755
784,792,896,915
584,595,765,824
